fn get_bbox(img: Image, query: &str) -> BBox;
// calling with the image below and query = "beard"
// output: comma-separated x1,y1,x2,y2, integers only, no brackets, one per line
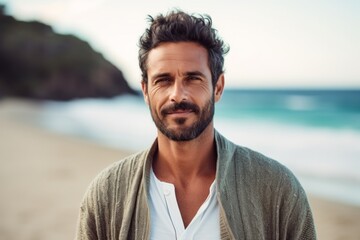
149,97,215,141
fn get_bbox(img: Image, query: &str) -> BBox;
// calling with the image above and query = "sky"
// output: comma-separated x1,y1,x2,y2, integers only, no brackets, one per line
1,0,360,90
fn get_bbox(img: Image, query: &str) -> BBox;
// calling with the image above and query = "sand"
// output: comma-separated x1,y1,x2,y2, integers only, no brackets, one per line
0,99,359,240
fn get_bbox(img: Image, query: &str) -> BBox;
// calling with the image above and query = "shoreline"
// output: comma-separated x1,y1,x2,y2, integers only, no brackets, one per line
1,99,360,239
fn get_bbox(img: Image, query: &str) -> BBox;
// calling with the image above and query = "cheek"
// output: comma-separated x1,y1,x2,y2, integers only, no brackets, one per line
195,81,213,94
149,85,171,102
148,91,164,112
148,85,165,99
192,85,213,102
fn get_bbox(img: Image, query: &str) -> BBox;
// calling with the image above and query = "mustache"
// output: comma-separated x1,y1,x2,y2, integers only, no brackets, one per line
161,101,200,115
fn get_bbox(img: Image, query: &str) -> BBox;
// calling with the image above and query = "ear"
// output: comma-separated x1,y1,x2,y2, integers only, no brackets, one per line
141,81,149,105
214,74,225,103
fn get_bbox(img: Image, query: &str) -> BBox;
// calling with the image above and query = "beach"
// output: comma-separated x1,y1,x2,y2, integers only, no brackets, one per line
1,99,360,240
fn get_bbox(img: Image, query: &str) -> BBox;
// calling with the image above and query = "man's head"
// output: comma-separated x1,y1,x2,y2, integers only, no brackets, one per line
138,9,229,87
139,10,228,141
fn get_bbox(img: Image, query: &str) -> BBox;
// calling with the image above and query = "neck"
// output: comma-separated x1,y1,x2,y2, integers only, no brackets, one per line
153,125,217,184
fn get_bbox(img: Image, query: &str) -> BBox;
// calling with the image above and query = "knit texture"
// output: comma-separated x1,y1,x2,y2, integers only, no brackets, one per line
75,131,317,239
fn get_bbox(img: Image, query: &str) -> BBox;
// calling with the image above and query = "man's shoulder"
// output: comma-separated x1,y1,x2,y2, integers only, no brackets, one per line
216,130,300,187
98,149,149,179
85,148,150,192
235,144,286,172
237,144,305,195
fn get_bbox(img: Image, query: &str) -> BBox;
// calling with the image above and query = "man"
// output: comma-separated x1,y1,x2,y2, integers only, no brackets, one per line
76,10,316,239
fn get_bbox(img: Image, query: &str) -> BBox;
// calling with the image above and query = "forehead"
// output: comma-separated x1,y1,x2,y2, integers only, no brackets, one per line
147,42,210,75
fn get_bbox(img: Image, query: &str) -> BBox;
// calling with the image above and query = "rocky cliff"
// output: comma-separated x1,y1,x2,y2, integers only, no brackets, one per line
0,5,138,100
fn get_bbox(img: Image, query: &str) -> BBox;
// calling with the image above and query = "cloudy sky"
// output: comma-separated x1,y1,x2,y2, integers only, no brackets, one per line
1,0,359,89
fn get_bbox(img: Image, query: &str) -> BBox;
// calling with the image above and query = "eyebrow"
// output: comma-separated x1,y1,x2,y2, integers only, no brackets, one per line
151,73,171,80
150,71,206,82
185,71,206,78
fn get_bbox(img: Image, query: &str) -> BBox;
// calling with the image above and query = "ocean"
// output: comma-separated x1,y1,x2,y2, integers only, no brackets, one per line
37,89,360,206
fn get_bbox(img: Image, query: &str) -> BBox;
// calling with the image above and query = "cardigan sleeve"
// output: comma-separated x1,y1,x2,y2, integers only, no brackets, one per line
74,166,115,240
75,176,105,240
75,193,97,239
74,151,150,240
278,170,317,240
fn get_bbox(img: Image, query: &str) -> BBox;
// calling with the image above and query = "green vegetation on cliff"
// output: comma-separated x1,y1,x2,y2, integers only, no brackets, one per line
0,5,137,100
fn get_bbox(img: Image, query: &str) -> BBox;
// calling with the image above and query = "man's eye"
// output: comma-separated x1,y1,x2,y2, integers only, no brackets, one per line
154,78,170,85
187,76,201,81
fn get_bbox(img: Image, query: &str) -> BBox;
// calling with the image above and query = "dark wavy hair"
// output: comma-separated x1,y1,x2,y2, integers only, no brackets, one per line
138,9,229,87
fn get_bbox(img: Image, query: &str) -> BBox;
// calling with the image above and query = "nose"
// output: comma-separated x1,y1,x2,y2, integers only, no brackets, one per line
169,80,188,103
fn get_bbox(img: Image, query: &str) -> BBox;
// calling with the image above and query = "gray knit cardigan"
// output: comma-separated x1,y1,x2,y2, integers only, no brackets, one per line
75,131,316,239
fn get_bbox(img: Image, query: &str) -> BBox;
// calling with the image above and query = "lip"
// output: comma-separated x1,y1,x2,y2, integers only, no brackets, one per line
167,109,193,116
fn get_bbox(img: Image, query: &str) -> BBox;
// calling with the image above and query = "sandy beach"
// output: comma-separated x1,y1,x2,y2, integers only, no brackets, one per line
1,99,359,240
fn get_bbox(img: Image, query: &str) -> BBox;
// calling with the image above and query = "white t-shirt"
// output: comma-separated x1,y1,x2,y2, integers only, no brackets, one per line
149,168,220,240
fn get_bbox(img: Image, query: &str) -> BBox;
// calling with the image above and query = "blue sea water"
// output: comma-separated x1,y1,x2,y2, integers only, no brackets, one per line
38,89,360,206
217,89,360,130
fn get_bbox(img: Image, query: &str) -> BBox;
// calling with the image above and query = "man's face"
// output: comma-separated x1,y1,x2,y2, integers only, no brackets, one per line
141,42,223,141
